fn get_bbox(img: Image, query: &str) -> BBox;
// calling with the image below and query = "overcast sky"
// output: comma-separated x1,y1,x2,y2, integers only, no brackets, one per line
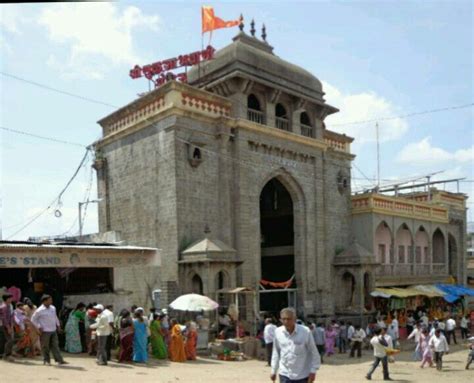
1,1,473,240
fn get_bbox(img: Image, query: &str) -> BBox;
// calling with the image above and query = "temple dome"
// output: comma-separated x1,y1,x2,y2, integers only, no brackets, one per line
188,32,324,102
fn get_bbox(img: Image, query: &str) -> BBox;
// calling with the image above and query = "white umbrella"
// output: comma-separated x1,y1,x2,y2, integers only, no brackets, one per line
169,293,219,312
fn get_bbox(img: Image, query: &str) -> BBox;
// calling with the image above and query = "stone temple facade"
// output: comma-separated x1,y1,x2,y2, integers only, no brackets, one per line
92,30,468,318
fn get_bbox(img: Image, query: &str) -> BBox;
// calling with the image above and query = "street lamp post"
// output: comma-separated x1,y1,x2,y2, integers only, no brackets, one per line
78,199,102,237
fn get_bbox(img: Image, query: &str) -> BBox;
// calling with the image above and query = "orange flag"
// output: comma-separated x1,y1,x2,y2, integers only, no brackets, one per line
202,6,240,34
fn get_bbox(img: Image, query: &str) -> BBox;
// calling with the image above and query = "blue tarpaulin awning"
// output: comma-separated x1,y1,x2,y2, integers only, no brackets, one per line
435,284,474,303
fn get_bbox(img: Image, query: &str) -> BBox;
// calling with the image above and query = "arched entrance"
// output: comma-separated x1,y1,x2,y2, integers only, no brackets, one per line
191,274,203,295
448,234,457,279
340,271,356,309
259,177,295,313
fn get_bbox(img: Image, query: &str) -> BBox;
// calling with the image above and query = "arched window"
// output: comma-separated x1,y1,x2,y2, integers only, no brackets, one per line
247,94,265,124
300,112,313,137
247,94,261,110
275,103,289,131
433,229,445,264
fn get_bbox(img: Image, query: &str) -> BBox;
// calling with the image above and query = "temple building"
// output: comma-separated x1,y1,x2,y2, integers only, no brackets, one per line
92,25,468,318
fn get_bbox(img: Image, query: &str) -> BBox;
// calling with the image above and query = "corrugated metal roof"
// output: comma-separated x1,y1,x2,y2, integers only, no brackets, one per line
0,241,156,251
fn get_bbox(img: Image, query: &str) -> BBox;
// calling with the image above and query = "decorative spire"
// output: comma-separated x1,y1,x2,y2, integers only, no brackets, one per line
250,19,256,37
262,23,267,41
239,14,244,31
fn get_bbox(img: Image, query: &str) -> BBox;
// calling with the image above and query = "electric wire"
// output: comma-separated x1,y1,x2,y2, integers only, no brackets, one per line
1,72,119,109
1,126,87,148
5,149,91,239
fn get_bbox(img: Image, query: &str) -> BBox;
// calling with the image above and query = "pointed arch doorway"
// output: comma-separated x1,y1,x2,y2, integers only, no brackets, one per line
259,177,297,313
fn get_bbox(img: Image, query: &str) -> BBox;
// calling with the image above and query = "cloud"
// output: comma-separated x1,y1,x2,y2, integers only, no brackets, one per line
38,3,160,79
0,5,24,34
322,81,408,143
396,137,474,166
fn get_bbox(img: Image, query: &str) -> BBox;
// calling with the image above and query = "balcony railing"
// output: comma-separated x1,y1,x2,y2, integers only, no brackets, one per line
414,264,431,276
247,109,265,125
432,263,447,275
301,124,313,137
376,263,447,277
275,117,290,131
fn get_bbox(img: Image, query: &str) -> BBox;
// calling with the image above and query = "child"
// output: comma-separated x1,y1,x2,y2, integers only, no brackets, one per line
466,336,474,370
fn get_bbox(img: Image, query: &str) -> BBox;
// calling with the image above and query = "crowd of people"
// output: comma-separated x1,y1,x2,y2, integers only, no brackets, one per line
262,306,474,381
0,293,199,366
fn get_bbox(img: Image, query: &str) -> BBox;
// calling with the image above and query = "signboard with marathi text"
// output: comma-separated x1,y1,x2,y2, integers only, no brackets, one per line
0,250,159,268
129,45,215,88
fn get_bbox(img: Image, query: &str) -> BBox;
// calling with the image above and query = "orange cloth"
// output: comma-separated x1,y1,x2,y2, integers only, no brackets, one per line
202,6,239,34
169,324,187,362
185,330,198,360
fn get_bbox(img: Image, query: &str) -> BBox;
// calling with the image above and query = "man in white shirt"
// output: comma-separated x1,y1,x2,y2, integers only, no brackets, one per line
347,322,355,343
102,304,115,361
263,318,277,366
271,307,320,383
407,322,422,360
445,316,457,345
350,325,366,358
366,327,392,381
90,304,112,366
429,329,449,371
31,295,67,366
460,315,469,340
420,313,429,327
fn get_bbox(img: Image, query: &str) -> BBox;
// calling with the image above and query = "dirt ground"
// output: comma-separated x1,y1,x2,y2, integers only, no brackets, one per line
3,342,473,383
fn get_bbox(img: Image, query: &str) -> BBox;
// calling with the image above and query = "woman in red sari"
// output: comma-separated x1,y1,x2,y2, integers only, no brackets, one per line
118,310,134,363
185,322,198,360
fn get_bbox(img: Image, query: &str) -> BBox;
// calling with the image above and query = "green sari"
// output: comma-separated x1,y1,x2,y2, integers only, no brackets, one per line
150,320,167,359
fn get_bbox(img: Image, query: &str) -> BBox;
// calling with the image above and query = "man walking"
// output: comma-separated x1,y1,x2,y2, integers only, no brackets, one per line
338,321,348,354
264,318,277,366
90,304,111,366
407,321,422,360
313,323,326,364
350,325,366,358
271,307,320,383
366,327,392,381
429,328,449,371
102,304,115,361
31,295,68,365
445,316,457,345
0,293,14,362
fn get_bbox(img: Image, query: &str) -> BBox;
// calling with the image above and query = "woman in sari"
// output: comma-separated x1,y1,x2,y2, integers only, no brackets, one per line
132,309,148,363
14,302,33,357
168,319,186,362
419,328,433,368
325,324,337,356
65,302,86,353
150,314,167,359
185,321,198,361
118,310,134,363
22,298,41,356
